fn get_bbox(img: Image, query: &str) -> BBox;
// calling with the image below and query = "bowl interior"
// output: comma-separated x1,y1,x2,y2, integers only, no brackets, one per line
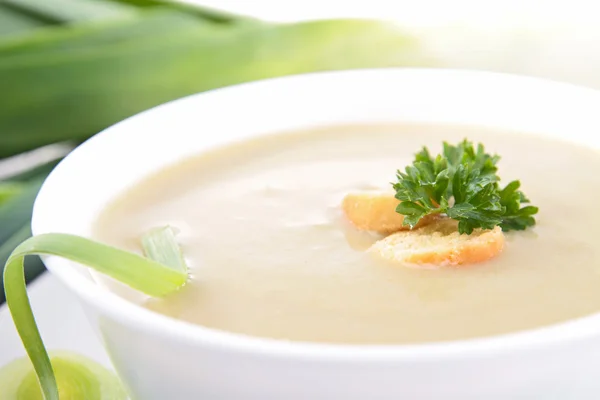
31,68,600,358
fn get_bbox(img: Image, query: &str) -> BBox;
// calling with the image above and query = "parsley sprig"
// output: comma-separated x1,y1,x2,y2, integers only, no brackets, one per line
393,140,538,234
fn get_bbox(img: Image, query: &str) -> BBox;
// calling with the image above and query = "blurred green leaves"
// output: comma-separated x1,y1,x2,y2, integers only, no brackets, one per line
0,168,54,303
0,152,63,295
0,182,23,205
0,13,429,158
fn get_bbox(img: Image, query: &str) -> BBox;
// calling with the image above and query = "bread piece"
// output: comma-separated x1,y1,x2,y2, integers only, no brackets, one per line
342,193,435,233
369,218,505,267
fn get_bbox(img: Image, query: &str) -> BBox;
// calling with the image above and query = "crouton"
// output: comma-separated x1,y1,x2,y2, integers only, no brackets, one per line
369,218,505,267
342,192,435,233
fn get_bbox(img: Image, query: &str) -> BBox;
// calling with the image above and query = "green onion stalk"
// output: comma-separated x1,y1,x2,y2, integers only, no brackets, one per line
1,227,188,399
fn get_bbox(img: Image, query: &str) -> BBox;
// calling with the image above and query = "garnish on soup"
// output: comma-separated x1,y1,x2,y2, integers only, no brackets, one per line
343,139,538,267
393,139,538,234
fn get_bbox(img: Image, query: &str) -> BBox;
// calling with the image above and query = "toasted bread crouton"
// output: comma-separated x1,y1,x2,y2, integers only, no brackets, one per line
342,192,435,233
369,218,505,267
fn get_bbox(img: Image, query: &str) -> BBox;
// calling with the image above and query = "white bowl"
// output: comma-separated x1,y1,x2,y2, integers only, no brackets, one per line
32,69,600,399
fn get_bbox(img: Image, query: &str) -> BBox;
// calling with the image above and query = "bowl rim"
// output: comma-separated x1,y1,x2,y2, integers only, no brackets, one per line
32,67,600,362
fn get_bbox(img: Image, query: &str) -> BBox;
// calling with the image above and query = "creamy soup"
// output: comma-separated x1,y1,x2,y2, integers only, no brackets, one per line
93,124,600,344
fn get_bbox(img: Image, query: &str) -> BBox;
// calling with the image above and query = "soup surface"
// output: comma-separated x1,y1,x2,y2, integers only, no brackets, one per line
94,124,600,344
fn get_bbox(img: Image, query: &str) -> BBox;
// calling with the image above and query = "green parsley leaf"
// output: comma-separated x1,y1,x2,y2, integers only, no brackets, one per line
392,140,538,234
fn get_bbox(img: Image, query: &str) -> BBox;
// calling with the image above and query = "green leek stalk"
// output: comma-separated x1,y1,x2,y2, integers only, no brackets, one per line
2,227,188,399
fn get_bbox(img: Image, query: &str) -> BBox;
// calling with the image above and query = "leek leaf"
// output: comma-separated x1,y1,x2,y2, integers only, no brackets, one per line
0,17,430,158
0,11,211,60
109,0,254,24
141,226,187,273
2,0,137,24
0,6,48,37
3,227,187,399
0,224,46,304
0,182,24,205
0,179,44,246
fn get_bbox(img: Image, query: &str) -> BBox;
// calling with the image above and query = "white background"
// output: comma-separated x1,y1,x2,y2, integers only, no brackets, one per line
190,0,600,89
